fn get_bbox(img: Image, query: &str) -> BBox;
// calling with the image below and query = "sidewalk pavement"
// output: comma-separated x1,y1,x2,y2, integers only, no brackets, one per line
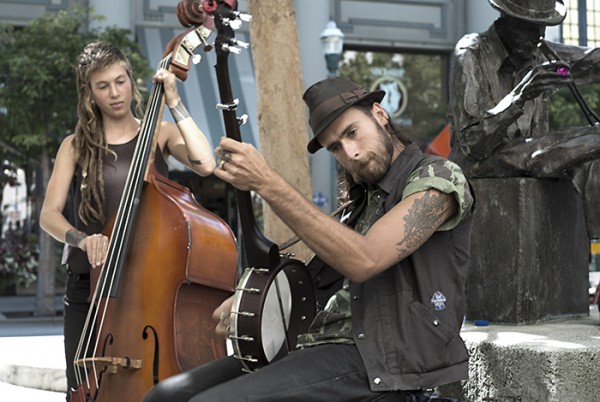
0,294,65,401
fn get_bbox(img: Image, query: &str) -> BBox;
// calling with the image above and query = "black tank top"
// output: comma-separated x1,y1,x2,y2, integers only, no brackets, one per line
66,135,169,274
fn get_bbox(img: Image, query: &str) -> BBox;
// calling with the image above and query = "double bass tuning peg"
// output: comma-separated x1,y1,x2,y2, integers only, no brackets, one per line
197,30,213,52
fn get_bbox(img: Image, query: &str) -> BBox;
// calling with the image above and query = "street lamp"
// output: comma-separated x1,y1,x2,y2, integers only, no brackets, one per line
320,20,344,77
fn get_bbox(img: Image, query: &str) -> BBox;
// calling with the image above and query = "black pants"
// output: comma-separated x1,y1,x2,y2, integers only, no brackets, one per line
63,271,92,402
143,343,432,402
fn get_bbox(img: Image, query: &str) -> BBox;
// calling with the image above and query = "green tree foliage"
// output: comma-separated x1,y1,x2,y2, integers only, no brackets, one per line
0,7,152,164
338,50,447,148
401,54,447,144
0,7,151,311
549,84,600,129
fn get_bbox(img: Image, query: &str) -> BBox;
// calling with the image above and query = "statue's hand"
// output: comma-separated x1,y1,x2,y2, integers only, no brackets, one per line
487,61,572,117
515,60,572,103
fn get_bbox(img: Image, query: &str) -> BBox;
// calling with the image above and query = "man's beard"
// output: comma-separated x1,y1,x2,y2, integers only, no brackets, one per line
349,125,394,185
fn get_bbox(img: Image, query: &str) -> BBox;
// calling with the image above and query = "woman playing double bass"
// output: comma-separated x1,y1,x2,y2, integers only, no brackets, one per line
39,40,216,401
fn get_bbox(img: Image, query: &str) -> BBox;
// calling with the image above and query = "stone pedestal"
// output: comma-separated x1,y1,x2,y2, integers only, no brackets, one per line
438,311,600,401
466,178,589,324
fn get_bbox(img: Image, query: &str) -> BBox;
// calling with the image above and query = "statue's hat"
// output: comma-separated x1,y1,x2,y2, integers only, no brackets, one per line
488,0,566,25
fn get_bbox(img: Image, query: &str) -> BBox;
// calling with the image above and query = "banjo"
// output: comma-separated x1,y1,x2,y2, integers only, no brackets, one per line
202,0,316,372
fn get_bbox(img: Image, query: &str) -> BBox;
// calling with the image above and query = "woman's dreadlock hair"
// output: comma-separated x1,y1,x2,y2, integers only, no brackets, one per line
336,99,413,206
73,41,144,224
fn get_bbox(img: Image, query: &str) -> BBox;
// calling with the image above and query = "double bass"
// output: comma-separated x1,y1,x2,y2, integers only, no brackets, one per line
70,5,237,401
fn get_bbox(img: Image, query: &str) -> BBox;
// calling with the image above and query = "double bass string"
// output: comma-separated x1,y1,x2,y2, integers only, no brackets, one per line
73,56,171,390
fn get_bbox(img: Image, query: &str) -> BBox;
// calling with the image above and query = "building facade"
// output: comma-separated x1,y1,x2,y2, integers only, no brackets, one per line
0,0,574,216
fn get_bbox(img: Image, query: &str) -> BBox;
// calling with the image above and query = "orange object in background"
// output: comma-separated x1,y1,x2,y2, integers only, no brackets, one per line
425,123,451,158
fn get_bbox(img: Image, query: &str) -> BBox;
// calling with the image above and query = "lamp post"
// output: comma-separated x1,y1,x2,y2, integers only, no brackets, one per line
314,19,345,213
320,20,344,77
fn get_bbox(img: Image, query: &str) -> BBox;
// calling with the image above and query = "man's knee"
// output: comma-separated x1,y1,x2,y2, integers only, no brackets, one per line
143,382,170,402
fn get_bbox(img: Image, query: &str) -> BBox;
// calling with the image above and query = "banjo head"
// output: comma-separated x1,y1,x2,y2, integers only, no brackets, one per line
229,258,315,372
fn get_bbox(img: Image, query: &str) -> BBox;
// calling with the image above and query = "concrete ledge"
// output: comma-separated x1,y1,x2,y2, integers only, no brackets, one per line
440,306,600,401
0,364,66,392
0,335,66,392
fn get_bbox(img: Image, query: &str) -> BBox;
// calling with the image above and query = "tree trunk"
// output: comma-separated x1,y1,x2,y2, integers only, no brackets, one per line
35,148,57,316
247,0,313,262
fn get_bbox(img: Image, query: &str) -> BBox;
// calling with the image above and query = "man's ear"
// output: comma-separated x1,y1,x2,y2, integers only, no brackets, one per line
371,102,389,125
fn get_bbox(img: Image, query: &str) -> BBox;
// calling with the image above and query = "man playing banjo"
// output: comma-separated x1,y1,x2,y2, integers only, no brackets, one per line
144,76,475,402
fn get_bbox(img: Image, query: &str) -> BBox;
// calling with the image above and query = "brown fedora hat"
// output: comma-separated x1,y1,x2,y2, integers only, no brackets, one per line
304,77,385,154
488,0,566,25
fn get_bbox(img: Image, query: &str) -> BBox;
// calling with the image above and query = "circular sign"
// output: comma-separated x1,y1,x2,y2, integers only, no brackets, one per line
371,76,408,119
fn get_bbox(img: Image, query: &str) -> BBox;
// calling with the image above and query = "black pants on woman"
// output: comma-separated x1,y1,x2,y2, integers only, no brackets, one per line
63,270,93,402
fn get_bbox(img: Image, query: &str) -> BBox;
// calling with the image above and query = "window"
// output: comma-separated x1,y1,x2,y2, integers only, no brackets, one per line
563,0,600,46
339,50,448,150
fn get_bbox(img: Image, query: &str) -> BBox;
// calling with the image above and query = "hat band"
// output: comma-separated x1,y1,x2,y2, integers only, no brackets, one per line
310,88,369,130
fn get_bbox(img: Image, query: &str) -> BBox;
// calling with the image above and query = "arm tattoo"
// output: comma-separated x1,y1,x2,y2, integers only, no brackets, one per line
188,155,204,165
169,99,191,123
396,192,452,258
66,229,87,248
188,154,214,165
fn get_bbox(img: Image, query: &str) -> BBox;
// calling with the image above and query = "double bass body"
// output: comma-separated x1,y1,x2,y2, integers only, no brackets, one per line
81,168,236,401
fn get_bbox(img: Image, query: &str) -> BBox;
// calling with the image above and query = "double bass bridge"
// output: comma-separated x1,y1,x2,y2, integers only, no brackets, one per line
74,356,142,374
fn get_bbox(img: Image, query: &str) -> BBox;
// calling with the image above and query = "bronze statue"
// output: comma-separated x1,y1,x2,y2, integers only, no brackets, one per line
449,0,600,238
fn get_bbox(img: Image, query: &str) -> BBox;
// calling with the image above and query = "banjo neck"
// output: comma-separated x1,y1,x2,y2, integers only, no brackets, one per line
209,0,278,270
